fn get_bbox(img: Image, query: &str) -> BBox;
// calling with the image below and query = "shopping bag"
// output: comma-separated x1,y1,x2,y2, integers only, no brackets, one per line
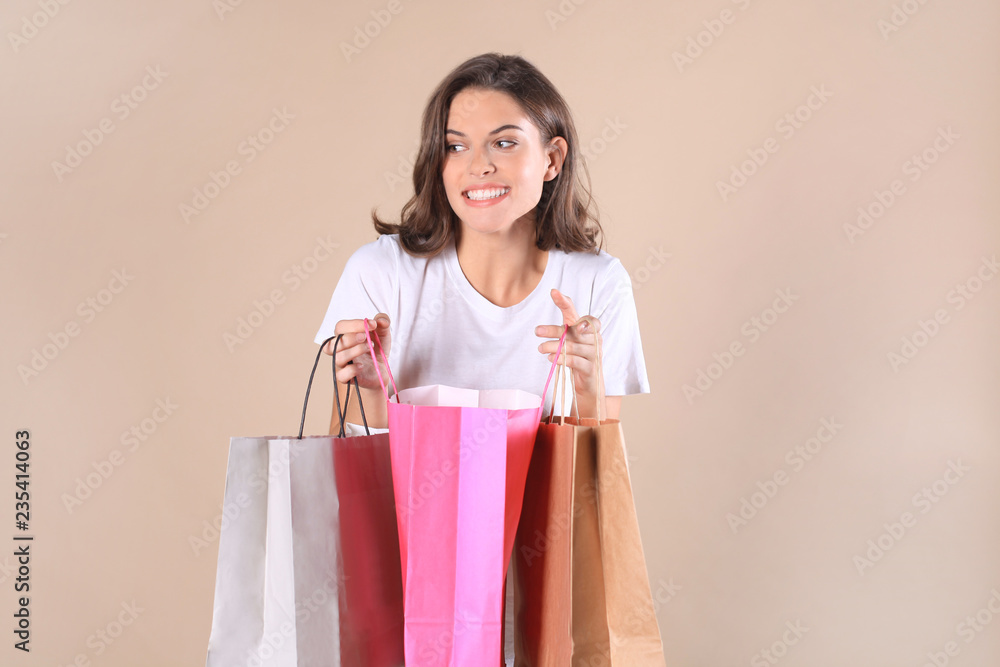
362,321,567,667
511,326,666,666
205,335,405,667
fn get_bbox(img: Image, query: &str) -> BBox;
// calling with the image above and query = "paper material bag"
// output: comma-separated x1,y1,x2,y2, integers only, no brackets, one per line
363,322,567,667
512,328,666,666
205,335,405,666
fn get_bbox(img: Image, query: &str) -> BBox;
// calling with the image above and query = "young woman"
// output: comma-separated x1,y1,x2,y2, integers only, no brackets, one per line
314,52,648,430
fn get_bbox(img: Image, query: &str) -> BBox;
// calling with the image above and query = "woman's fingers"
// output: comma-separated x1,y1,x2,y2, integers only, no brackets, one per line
537,314,604,405
545,351,595,376
325,319,368,354
335,336,372,365
550,289,580,327
573,314,601,337
324,316,392,389
538,337,589,360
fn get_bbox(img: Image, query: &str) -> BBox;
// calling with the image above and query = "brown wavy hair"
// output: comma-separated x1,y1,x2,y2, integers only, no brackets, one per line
372,52,603,256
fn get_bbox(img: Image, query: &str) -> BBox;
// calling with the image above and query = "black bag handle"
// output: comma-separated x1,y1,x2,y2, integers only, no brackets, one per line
298,334,370,439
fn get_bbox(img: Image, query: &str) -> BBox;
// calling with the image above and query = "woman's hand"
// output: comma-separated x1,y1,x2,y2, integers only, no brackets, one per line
323,314,393,394
536,289,610,419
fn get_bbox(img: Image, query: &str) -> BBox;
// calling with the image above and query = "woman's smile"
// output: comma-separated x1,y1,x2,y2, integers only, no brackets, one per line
462,184,511,205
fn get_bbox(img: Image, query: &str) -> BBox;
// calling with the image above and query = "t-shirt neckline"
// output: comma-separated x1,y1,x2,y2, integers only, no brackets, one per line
443,238,559,320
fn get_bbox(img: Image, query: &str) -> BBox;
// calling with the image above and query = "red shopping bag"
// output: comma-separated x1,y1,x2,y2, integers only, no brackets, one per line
362,321,567,667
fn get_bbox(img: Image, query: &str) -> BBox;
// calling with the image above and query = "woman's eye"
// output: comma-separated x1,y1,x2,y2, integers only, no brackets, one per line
496,140,516,149
446,144,465,153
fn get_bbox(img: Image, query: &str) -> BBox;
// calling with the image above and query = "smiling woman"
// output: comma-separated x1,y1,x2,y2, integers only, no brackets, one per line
313,52,649,427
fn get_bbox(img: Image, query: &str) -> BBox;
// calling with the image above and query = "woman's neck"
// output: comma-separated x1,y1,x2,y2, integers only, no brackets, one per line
454,218,549,308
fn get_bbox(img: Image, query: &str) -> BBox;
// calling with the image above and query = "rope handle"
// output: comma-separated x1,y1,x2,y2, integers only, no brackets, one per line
363,318,568,409
362,318,400,403
540,325,569,413
544,317,603,423
591,318,604,421
298,334,370,439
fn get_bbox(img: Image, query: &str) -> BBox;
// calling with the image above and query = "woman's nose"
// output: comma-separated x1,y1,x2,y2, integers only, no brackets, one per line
468,148,494,175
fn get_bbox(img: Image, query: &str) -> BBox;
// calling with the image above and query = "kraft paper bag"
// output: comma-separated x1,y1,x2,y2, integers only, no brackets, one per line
512,330,666,666
205,335,405,666
362,321,567,667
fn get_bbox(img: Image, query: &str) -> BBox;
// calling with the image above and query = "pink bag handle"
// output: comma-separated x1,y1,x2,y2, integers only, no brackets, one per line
540,325,569,413
546,328,580,424
546,317,604,423
363,319,568,409
362,318,400,403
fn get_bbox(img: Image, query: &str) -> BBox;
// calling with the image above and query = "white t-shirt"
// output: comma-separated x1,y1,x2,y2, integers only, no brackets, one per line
313,233,649,417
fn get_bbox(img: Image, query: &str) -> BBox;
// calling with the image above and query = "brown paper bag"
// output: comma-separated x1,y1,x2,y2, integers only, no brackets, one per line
511,327,666,666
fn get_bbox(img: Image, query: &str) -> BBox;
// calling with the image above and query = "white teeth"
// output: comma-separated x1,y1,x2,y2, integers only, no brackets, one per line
465,187,509,201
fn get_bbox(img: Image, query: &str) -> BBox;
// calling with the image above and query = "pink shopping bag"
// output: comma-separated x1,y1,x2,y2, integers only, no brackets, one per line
362,321,567,667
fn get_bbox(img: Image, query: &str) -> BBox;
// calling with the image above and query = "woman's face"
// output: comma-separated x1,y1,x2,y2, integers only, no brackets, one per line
441,88,566,240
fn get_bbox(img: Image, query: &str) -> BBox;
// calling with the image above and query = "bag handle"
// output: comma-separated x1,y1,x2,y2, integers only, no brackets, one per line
362,318,400,403
546,326,580,425
363,319,568,408
298,334,370,439
590,317,604,422
545,317,603,423
541,325,569,412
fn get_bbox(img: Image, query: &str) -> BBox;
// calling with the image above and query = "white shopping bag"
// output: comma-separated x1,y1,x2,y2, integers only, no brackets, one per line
205,335,404,667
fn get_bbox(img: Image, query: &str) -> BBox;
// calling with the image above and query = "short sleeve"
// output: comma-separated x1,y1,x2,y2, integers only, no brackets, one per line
313,236,399,345
591,259,650,396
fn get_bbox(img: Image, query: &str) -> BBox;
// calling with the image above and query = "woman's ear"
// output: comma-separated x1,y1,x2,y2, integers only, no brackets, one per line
544,136,569,181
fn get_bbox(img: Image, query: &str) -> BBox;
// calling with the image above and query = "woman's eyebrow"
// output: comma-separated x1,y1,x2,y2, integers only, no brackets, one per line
445,124,525,137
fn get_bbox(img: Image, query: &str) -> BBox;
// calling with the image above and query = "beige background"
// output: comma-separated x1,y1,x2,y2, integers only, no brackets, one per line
2,0,998,665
